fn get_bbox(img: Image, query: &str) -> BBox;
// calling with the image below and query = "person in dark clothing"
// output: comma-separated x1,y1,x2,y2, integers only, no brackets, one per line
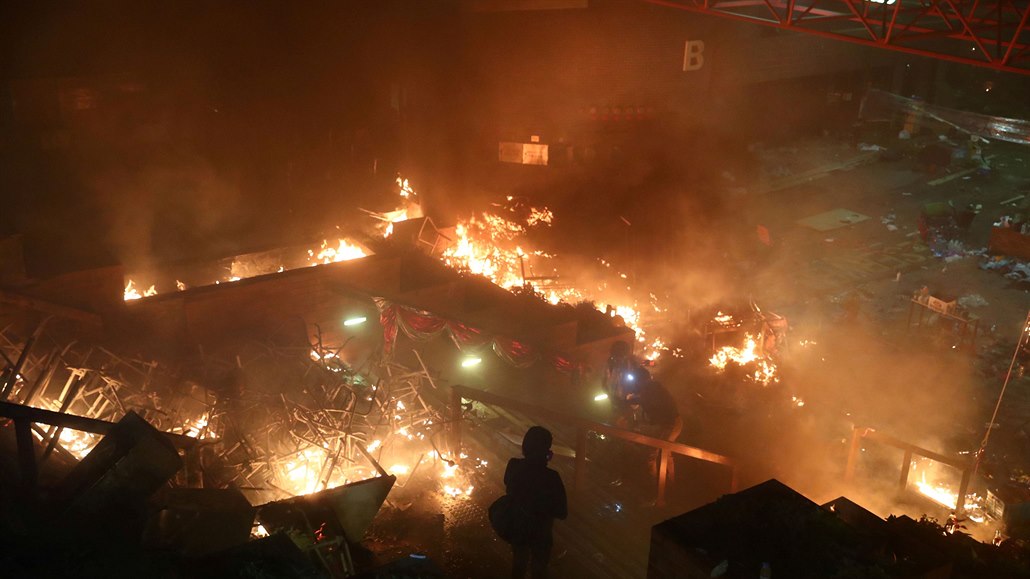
504,426,568,579
603,341,642,428
626,369,682,481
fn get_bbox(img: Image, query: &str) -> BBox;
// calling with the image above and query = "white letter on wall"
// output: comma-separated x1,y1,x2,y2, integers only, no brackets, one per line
683,40,705,71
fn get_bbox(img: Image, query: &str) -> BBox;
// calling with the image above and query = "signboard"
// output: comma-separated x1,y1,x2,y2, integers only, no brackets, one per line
498,142,549,166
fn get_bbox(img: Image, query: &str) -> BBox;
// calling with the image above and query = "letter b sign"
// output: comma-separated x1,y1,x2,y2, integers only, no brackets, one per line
683,40,705,71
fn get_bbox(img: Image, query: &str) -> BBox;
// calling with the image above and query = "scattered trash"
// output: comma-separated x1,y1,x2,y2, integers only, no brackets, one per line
930,238,986,261
898,130,911,140
859,143,884,152
980,256,1030,283
1008,262,1030,282
958,294,989,308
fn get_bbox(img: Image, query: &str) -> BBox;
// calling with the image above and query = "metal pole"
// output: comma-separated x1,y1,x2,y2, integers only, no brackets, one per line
956,466,973,518
657,449,669,507
898,450,913,492
844,426,864,482
574,428,587,493
0,319,49,400
450,387,463,455
15,418,37,494
973,310,1030,476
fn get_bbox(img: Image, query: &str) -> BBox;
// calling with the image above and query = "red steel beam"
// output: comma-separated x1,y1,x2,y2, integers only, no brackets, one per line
644,0,1030,75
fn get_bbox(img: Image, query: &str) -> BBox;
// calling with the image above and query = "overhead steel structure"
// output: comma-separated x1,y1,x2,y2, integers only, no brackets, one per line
645,0,1030,75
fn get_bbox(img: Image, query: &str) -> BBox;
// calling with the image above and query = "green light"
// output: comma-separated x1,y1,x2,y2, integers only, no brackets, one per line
343,316,367,327
461,356,482,368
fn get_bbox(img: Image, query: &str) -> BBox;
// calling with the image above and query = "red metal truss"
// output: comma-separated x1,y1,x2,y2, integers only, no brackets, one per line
645,0,1030,75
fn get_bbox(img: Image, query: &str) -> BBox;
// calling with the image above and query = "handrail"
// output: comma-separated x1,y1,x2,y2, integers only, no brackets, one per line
449,384,738,506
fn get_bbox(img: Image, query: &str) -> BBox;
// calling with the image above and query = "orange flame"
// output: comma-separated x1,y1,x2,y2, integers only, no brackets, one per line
124,280,157,301
709,332,778,385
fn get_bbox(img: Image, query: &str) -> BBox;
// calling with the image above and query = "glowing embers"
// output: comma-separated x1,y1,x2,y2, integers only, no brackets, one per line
28,397,102,459
30,424,100,460
177,414,215,440
708,332,779,386
437,450,479,500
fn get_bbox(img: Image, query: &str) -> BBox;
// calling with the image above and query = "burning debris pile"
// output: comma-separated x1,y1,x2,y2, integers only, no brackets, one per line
704,304,786,387
0,317,481,576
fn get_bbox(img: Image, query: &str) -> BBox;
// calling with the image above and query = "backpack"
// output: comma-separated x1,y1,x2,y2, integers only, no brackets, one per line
488,494,536,545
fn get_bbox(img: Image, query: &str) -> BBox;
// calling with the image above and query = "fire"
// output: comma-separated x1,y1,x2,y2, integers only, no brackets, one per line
441,215,532,289
708,332,778,385
912,459,986,523
52,427,101,459
713,311,735,325
376,177,424,237
124,280,157,301
307,239,367,265
281,447,333,496
275,445,375,497
433,451,476,500
433,194,667,359
182,414,214,439
27,397,102,459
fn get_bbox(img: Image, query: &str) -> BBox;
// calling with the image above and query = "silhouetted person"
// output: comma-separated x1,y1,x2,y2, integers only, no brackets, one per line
504,426,568,579
604,340,641,427
627,368,682,482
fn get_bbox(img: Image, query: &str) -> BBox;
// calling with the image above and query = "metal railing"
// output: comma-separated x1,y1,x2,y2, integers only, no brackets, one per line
448,384,738,507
